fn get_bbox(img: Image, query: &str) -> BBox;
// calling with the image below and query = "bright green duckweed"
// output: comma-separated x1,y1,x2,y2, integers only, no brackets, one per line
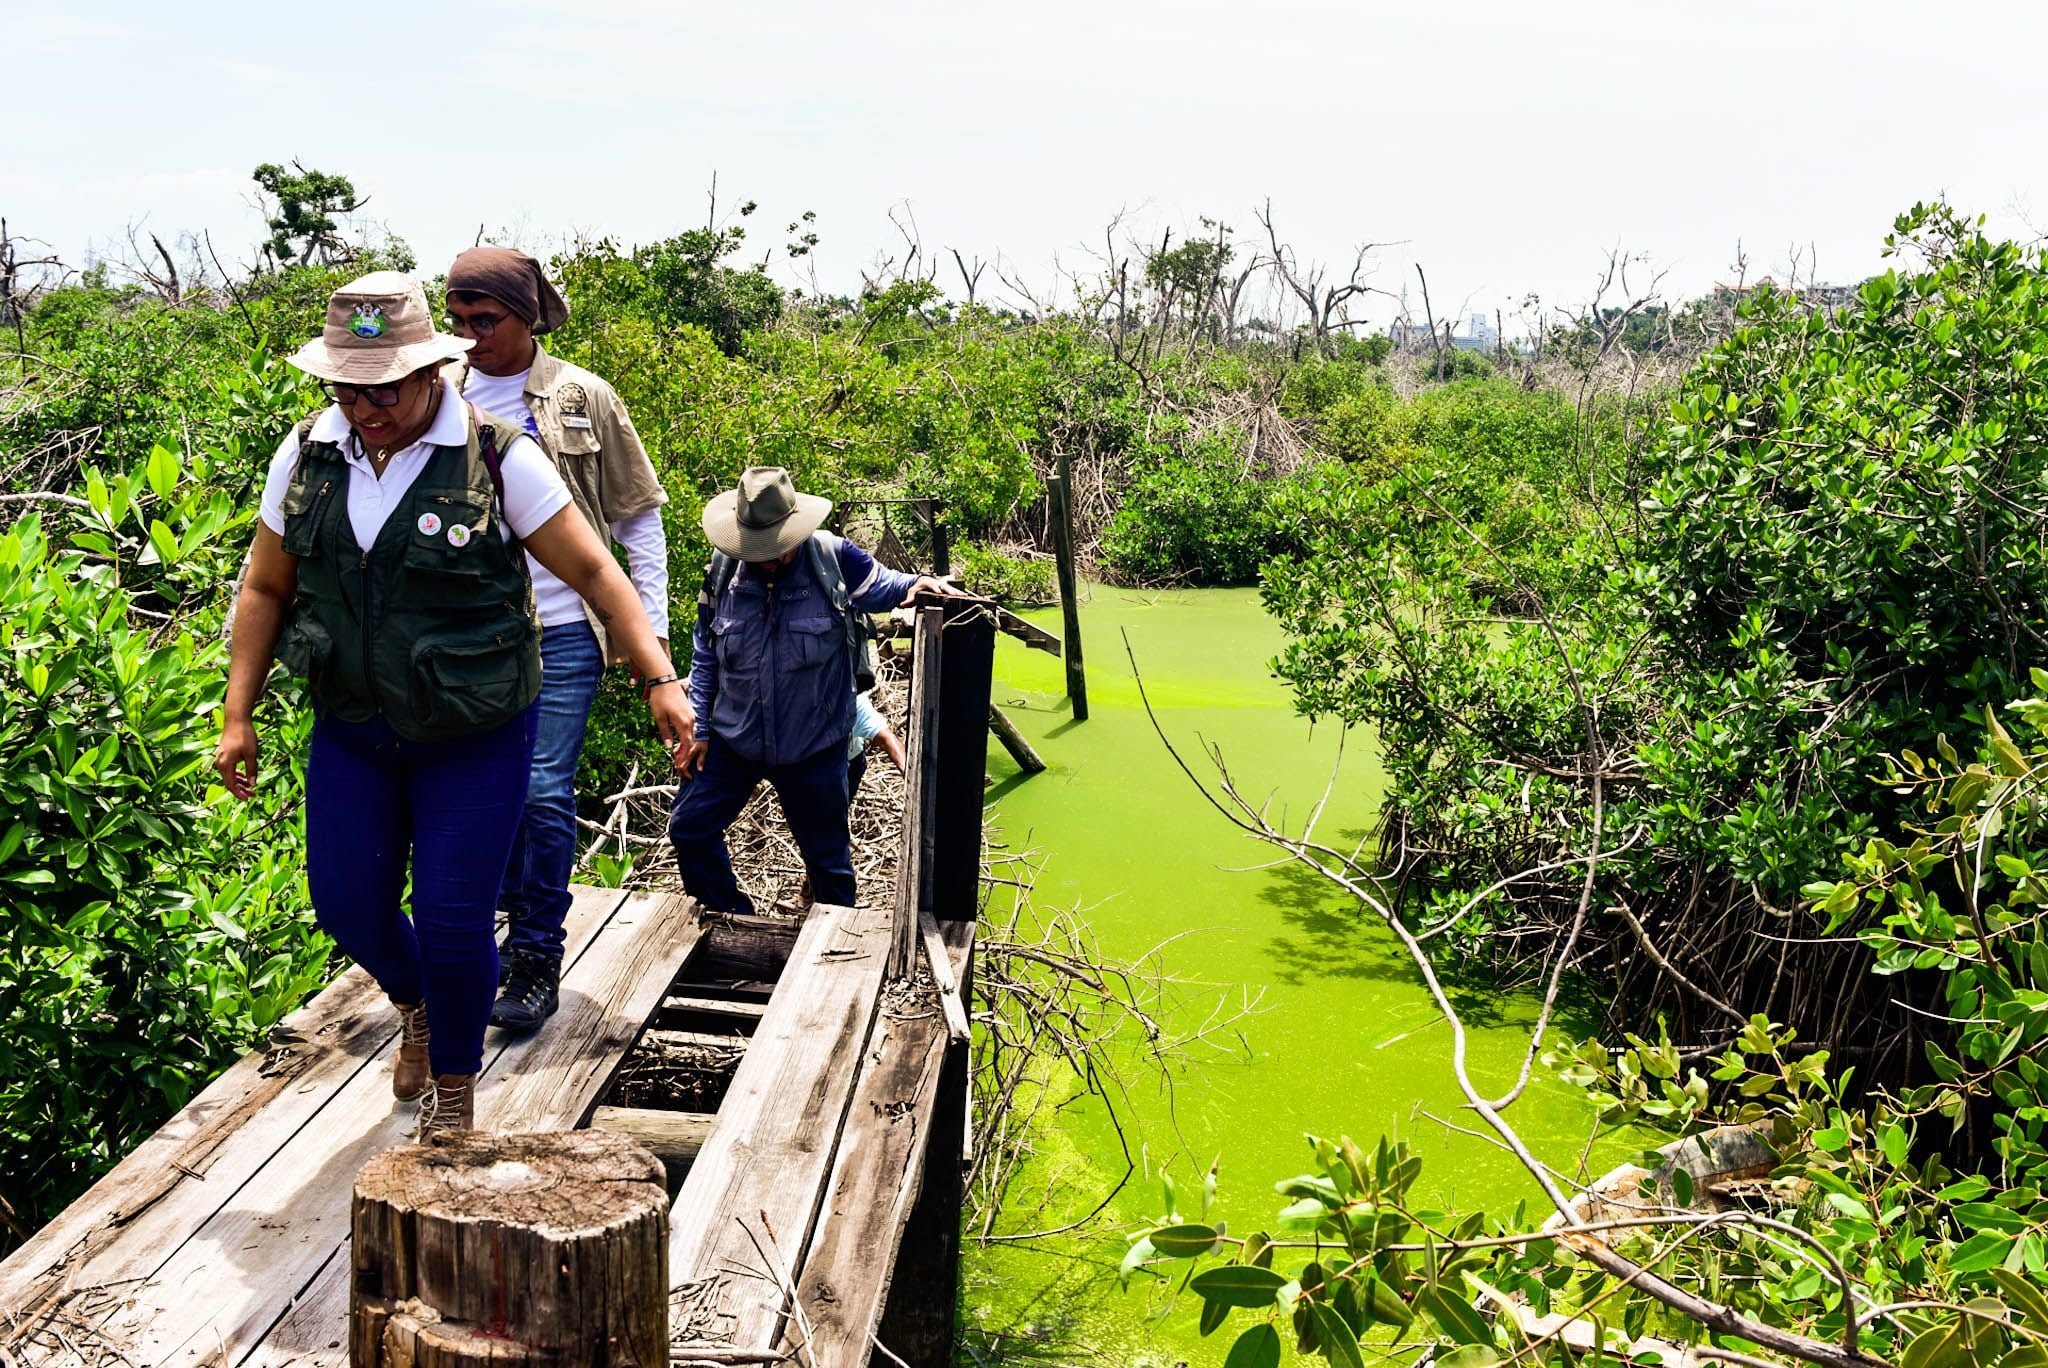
963,586,1618,1366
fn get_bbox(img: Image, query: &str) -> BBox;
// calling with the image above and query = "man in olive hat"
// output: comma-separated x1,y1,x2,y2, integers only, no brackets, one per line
669,467,949,914
443,246,670,1033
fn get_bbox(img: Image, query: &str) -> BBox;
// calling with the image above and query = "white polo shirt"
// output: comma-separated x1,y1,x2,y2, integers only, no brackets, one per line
259,378,572,547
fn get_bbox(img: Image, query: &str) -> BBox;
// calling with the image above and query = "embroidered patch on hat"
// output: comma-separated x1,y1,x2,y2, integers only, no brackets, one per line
446,523,472,548
349,304,387,339
417,511,443,537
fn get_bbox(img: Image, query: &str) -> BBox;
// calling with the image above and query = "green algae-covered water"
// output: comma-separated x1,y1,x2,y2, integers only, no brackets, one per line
963,586,1613,1365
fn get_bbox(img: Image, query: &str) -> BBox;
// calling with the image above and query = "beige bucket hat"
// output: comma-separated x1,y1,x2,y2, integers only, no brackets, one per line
287,271,473,384
702,467,833,562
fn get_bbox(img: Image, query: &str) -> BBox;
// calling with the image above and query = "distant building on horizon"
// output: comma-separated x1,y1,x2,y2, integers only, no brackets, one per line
1390,311,1498,353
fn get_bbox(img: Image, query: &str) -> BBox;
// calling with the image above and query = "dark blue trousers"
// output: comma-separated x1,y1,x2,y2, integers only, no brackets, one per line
499,620,603,965
667,734,856,914
306,706,538,1076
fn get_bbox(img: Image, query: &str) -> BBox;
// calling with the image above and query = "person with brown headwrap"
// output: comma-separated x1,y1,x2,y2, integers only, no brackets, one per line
443,247,671,1034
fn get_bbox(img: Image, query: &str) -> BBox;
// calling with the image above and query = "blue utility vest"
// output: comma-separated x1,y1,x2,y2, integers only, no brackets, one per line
702,536,858,766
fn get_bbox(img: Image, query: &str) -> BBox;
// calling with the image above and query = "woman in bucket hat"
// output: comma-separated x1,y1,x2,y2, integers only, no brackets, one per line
214,272,693,1137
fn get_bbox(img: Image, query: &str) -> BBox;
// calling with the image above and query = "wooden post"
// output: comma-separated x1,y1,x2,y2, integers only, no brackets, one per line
931,597,995,917
924,496,951,578
889,606,944,978
1046,468,1088,721
350,1130,668,1367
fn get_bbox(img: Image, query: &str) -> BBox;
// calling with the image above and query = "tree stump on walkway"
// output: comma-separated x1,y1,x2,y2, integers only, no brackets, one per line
351,1129,668,1367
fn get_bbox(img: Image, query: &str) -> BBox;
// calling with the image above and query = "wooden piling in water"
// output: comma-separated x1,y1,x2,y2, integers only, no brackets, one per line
1047,465,1088,721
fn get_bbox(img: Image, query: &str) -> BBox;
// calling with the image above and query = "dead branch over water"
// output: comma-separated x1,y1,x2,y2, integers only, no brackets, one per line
1120,631,1889,1368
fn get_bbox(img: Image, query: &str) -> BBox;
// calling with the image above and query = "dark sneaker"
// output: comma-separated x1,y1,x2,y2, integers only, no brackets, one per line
489,953,559,1033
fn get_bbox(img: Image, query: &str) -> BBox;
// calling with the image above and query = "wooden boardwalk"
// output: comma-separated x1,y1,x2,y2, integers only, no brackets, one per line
0,888,972,1367
0,596,999,1368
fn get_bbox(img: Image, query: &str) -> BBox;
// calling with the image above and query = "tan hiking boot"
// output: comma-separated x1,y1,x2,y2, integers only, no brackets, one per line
416,1073,476,1139
392,1001,431,1101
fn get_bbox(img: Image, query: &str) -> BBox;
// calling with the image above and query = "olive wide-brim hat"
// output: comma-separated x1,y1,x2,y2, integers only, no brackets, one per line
702,467,833,562
287,271,473,385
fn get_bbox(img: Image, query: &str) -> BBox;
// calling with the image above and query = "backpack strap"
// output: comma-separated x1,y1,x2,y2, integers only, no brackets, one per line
805,532,850,612
698,550,738,637
466,401,507,507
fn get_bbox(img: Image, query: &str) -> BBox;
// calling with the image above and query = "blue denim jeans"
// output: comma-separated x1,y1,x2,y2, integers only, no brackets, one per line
499,620,604,964
667,734,857,914
306,706,539,1076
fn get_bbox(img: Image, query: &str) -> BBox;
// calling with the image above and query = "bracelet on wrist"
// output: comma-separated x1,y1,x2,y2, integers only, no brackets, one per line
639,672,681,699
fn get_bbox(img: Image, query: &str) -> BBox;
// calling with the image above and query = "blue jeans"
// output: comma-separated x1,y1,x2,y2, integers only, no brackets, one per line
306,706,539,1077
667,734,856,914
499,620,604,965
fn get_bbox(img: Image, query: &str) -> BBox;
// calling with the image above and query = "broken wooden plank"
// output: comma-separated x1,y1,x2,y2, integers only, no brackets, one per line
987,702,1047,774
667,898,890,1357
643,1027,751,1053
660,994,767,1027
590,1107,716,1172
992,603,1060,656
918,911,971,1045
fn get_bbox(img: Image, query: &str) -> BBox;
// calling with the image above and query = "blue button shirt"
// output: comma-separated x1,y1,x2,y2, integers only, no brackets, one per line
689,534,915,766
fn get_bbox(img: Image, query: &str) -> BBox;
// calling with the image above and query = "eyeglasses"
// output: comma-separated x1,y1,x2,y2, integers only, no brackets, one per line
320,379,405,408
445,311,511,338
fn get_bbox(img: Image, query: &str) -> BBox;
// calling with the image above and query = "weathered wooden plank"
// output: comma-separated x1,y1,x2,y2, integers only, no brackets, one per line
484,891,701,1132
0,967,393,1323
783,997,950,1366
590,1107,716,1171
14,888,629,1368
243,891,700,1368
667,898,890,1357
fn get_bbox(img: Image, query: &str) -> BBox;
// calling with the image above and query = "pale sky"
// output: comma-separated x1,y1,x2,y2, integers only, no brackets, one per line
6,0,2045,331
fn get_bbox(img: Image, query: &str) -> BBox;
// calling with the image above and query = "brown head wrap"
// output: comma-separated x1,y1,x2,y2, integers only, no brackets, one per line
446,247,570,335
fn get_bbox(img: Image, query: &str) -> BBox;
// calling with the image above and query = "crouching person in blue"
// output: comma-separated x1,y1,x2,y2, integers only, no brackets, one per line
669,467,948,912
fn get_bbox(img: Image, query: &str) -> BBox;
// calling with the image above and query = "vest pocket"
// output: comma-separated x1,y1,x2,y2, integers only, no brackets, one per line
279,477,337,558
409,618,536,735
275,615,333,682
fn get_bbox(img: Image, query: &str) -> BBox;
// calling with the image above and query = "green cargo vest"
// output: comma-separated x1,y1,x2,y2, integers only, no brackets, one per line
273,407,542,741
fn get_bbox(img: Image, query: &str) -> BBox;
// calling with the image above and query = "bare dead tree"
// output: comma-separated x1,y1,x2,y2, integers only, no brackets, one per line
949,247,986,307
1256,198,1391,357
1416,264,1446,381
1,219,64,357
